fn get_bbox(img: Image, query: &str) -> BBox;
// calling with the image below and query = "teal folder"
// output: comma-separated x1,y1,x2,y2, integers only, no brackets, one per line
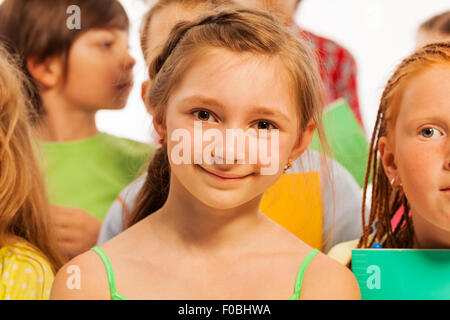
310,99,369,187
352,249,450,300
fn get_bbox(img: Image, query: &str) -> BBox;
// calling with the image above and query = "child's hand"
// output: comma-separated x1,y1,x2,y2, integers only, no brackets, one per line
50,205,101,259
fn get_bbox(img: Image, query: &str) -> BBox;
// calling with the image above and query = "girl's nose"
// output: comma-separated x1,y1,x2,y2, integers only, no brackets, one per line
209,133,247,164
445,144,450,171
445,157,450,171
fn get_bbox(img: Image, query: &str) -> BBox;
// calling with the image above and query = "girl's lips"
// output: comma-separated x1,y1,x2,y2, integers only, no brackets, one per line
197,165,253,181
116,81,133,90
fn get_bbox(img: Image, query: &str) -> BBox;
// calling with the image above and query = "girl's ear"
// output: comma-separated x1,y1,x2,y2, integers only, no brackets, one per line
378,136,401,185
26,56,63,89
289,118,316,162
141,80,154,116
152,114,166,142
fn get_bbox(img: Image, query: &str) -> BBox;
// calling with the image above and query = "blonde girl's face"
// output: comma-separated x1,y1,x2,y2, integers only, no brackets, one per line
159,48,313,210
379,66,450,243
61,29,136,111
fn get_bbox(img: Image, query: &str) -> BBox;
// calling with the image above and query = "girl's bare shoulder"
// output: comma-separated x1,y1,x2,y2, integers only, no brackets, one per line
260,216,361,300
50,249,111,300
298,251,361,300
51,221,158,300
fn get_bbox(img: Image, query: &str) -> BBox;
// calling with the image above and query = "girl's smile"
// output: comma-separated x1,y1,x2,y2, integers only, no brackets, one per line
196,164,256,182
163,48,305,209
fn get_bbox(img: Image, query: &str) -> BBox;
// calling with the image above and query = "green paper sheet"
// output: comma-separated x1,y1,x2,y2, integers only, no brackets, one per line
311,99,369,187
352,249,450,300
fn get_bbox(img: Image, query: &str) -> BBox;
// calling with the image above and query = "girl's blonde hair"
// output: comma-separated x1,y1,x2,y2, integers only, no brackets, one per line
359,42,450,249
0,45,64,271
128,8,327,226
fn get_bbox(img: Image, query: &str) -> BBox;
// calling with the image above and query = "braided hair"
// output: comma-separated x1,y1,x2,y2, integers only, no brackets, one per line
358,42,450,249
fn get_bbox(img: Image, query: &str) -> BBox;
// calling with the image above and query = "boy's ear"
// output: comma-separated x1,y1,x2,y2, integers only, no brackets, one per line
141,80,154,115
289,118,316,162
378,136,401,185
27,56,63,89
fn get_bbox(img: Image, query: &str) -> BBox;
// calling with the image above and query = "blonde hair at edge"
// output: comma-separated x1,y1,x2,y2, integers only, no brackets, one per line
0,45,64,271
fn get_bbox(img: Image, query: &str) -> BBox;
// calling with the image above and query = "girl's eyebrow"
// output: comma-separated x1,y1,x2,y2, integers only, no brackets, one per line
249,106,290,122
180,95,290,122
180,95,223,109
406,116,449,130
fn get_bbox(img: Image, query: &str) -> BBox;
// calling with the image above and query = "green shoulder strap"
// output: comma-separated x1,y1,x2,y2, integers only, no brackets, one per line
290,249,320,300
91,246,127,300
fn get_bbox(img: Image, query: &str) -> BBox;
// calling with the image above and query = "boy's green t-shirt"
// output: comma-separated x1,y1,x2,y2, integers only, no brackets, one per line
41,133,155,221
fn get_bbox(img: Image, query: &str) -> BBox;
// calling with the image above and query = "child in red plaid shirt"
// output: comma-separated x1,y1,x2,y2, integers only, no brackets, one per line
236,0,363,127
295,27,362,126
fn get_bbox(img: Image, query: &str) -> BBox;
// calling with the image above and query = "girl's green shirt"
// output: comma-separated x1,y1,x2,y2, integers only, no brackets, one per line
40,133,154,221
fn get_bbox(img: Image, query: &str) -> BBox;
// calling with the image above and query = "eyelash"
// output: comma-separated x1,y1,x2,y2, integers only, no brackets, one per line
192,110,218,123
252,120,278,131
100,41,113,49
192,110,278,130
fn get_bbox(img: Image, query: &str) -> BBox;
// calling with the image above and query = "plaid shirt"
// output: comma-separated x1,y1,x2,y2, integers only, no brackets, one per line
294,24,363,127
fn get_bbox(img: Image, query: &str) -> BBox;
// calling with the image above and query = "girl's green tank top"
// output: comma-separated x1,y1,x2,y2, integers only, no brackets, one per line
91,246,319,300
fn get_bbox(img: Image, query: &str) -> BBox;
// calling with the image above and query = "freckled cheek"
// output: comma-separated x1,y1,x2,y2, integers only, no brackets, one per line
396,143,438,202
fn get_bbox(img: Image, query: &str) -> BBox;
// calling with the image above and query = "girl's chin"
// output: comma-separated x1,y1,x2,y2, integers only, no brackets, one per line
189,188,260,211
197,194,250,211
101,101,128,110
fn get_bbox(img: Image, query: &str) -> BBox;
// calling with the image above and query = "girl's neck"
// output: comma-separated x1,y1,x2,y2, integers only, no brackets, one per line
36,91,99,142
411,210,450,249
151,174,266,254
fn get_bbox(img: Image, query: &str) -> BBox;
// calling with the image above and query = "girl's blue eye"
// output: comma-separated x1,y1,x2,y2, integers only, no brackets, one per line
256,121,277,130
421,127,443,138
193,110,215,122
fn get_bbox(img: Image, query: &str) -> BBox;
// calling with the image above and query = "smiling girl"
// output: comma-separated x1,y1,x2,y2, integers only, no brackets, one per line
99,0,365,254
0,0,154,259
51,8,360,300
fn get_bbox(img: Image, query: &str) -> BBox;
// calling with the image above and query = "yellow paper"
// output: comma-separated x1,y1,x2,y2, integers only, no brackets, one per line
260,172,323,250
